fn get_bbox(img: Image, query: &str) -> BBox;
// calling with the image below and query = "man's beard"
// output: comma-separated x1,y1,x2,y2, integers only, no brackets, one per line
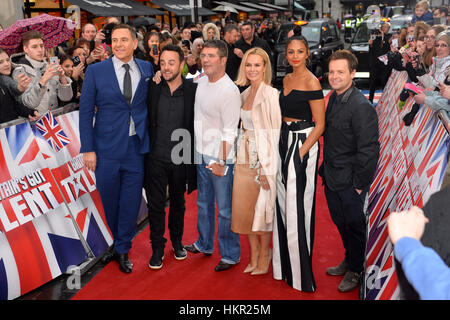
164,69,181,83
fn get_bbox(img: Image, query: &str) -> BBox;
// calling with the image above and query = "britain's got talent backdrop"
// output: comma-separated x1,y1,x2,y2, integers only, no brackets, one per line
0,110,113,300
364,70,449,300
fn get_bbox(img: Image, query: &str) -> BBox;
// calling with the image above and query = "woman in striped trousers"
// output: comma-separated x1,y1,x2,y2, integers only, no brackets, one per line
272,33,325,292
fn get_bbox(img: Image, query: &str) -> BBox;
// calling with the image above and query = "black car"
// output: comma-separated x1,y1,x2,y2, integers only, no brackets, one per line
349,14,412,81
274,18,344,83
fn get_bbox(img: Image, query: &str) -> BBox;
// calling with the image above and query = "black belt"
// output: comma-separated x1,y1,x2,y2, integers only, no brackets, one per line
281,120,314,131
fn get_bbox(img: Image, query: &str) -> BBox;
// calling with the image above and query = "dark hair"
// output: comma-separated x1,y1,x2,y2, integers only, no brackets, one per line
143,31,160,55
439,6,448,16
75,37,90,48
241,21,254,29
328,49,358,72
223,24,238,35
0,48,8,56
182,22,196,31
147,24,161,33
21,30,44,47
67,45,85,58
287,25,307,49
203,39,228,58
181,40,191,49
57,53,72,64
160,44,184,63
112,23,137,40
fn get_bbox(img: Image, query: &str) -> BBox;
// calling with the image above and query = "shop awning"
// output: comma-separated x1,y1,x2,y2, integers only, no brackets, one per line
66,0,164,16
258,3,289,11
150,0,216,17
214,1,258,13
240,2,275,12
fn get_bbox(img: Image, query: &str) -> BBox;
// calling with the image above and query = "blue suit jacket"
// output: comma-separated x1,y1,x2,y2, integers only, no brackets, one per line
79,57,154,159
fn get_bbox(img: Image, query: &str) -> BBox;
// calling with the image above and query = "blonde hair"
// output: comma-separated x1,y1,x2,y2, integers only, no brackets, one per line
235,47,272,87
202,22,220,41
416,0,429,10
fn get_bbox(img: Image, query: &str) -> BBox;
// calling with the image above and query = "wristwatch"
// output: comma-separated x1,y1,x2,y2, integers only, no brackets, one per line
218,159,226,166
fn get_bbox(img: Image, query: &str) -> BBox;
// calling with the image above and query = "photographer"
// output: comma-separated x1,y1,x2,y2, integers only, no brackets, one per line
368,22,392,103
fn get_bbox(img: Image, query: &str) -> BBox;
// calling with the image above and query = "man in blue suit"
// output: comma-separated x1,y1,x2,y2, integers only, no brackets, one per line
79,24,154,273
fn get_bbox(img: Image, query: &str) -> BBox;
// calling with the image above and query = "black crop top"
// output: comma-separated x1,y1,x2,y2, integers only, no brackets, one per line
279,89,324,121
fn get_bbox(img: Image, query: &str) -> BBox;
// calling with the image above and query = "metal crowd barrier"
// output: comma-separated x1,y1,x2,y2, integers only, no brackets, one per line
0,103,79,130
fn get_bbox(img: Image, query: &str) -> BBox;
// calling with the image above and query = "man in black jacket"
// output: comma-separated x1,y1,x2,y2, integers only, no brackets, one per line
145,45,197,270
223,24,242,81
320,50,380,293
368,22,392,103
235,21,274,79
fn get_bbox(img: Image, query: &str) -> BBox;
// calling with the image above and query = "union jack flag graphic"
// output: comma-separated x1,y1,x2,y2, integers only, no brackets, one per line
365,70,449,300
34,112,71,152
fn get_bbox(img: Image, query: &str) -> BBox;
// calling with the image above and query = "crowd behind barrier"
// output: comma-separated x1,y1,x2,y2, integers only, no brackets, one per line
363,70,449,300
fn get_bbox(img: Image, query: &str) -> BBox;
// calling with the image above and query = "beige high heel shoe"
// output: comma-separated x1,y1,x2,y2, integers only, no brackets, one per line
243,263,257,273
251,249,272,276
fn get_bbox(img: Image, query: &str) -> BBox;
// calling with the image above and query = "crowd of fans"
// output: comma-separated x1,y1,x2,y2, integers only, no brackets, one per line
0,14,286,124
369,1,449,124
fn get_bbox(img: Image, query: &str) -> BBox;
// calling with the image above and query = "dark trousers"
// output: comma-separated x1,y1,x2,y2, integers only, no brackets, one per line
95,135,144,255
324,184,368,273
144,158,186,251
369,64,391,102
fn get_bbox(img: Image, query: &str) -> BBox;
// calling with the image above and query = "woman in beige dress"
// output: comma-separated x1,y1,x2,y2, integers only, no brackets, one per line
231,47,282,275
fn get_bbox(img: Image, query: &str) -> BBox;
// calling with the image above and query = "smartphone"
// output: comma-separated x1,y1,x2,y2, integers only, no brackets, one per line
392,38,398,48
72,55,81,67
151,44,158,56
15,65,25,75
49,56,59,65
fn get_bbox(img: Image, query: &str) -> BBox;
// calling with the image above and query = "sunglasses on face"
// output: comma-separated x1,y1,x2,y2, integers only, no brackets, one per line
435,43,448,48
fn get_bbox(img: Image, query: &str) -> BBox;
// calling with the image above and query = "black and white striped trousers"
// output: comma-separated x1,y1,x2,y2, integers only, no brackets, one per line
273,121,319,292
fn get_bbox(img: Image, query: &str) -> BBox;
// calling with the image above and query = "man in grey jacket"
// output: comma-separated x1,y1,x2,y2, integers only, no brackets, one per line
12,30,72,114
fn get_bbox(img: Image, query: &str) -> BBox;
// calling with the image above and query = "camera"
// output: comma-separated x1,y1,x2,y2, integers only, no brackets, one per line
102,23,116,45
72,55,81,67
370,29,381,40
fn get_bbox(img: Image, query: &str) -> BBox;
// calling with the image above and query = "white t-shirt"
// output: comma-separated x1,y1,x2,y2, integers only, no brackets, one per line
194,73,241,160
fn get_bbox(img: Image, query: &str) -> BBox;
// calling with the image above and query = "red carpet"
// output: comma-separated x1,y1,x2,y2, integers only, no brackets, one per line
73,137,358,300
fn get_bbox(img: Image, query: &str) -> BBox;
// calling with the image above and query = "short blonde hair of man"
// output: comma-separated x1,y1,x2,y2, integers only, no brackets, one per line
235,47,272,87
416,0,430,11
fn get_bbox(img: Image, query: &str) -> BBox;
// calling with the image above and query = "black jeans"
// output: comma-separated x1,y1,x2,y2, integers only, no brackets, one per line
369,64,391,102
144,159,186,251
324,184,368,273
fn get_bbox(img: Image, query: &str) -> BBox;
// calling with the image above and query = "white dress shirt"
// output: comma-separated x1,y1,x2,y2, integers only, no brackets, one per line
112,55,141,136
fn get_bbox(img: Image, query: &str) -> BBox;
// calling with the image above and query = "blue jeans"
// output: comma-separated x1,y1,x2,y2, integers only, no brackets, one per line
194,153,240,264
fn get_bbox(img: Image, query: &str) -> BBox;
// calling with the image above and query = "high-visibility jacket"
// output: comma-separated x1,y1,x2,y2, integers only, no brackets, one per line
356,17,363,27
345,19,352,28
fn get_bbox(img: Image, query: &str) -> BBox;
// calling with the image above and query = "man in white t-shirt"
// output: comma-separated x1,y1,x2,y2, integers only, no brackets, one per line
184,40,242,271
